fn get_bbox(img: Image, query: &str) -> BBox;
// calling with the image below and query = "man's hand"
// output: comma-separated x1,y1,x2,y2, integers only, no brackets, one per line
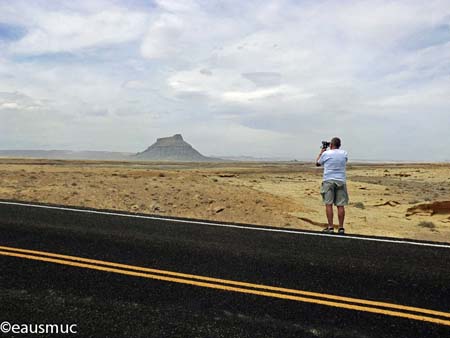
316,147,327,166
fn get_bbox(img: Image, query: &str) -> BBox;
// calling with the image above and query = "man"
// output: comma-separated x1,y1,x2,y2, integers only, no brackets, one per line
316,137,349,234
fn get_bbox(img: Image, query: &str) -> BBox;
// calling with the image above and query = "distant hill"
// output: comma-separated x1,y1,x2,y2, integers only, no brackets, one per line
2,135,303,162
135,134,220,162
0,150,133,160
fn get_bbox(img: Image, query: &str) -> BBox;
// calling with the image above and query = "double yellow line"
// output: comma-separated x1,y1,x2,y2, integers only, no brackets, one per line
1,244,449,326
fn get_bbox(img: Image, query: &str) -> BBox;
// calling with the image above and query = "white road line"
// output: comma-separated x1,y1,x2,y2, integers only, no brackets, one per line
1,200,450,249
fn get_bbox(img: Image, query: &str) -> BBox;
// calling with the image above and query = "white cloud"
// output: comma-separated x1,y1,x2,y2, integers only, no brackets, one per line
0,92,45,111
140,13,185,59
221,85,314,104
154,0,200,13
242,72,282,87
9,8,149,55
140,0,254,60
122,80,147,90
221,87,287,103
0,102,19,109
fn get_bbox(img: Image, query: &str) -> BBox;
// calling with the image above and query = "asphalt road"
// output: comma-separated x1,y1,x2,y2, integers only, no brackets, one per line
1,200,450,338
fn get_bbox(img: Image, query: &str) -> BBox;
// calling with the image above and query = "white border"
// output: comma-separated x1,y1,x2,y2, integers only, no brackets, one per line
1,201,450,249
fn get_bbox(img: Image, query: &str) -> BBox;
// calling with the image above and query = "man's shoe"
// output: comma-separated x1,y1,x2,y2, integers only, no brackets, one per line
338,228,345,235
322,227,334,233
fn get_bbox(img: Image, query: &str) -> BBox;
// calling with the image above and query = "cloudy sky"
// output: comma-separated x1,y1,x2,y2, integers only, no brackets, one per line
0,0,449,161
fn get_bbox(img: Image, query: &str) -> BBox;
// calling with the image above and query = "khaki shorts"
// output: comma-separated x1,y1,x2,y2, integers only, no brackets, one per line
320,180,349,206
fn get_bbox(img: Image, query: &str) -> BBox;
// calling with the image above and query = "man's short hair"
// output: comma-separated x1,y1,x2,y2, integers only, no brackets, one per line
331,137,341,148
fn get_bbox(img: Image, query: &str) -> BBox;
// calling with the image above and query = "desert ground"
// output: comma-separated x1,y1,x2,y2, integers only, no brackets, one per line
0,158,449,243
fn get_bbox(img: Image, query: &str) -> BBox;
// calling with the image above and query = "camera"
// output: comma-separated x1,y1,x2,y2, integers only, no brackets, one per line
321,141,330,149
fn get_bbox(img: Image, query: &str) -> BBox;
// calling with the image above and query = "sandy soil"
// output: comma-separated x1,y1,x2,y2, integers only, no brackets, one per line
1,159,449,243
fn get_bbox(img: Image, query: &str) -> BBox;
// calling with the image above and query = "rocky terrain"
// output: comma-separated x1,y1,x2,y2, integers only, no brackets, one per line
0,159,449,243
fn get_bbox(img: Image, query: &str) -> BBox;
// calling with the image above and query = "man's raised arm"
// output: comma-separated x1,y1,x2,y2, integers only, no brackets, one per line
316,148,326,166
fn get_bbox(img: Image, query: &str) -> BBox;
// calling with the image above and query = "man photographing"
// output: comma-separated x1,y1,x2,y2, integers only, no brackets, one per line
316,137,349,234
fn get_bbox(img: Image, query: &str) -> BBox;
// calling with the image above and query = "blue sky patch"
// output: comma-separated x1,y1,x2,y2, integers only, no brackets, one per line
404,24,450,50
0,22,26,41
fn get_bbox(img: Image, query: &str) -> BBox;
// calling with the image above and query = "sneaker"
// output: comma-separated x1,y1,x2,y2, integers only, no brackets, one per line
338,228,345,235
322,227,334,233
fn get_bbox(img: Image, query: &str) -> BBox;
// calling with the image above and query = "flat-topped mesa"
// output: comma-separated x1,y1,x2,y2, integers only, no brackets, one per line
136,134,211,161
154,134,185,146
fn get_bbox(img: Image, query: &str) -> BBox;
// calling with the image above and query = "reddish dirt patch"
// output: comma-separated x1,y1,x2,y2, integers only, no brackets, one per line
406,201,450,216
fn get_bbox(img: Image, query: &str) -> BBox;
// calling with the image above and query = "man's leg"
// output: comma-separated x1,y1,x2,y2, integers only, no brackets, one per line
337,206,345,228
326,204,334,228
335,182,348,233
321,181,335,232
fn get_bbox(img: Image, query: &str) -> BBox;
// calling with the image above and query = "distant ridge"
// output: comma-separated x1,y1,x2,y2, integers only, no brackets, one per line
0,150,133,160
135,134,219,162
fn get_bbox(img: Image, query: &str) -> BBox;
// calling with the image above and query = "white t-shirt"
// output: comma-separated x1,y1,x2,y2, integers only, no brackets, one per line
318,149,348,182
